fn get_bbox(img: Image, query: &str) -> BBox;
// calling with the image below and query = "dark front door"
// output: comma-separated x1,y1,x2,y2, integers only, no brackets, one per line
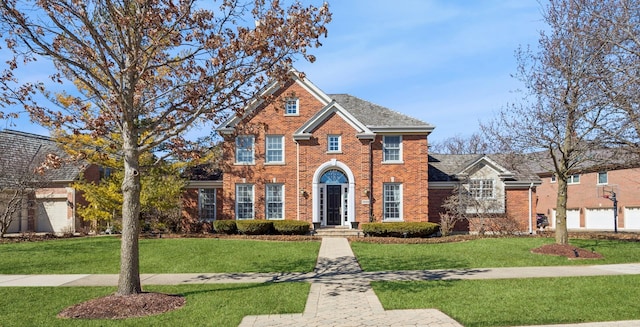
326,185,342,225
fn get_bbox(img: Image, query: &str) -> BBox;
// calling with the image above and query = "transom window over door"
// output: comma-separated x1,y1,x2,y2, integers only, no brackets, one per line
236,184,254,219
320,169,347,184
265,135,284,163
383,136,402,162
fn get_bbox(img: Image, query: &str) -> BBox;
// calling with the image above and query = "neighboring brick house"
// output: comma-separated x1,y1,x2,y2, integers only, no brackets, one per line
216,71,434,227
428,154,541,233
182,166,223,224
0,130,100,234
534,153,640,231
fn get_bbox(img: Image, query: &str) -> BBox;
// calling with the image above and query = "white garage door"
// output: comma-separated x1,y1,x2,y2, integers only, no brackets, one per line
624,207,640,230
585,208,616,230
552,209,580,229
35,199,71,233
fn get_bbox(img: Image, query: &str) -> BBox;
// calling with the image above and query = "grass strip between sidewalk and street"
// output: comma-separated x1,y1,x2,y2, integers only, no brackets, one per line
0,282,309,327
372,274,640,327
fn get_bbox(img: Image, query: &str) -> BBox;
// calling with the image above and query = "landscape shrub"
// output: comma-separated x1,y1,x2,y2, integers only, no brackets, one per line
213,220,237,235
362,222,440,238
236,220,274,235
273,220,311,235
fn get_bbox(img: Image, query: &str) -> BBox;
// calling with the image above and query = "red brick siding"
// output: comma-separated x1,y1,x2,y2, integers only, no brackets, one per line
220,81,431,223
536,168,640,228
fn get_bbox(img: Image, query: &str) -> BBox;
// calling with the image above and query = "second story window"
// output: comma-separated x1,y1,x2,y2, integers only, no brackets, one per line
266,135,284,164
235,135,254,164
285,98,299,115
567,174,580,184
383,135,402,162
327,135,341,153
597,171,608,185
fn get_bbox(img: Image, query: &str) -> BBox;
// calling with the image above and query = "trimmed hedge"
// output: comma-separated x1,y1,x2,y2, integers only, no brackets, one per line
361,222,440,238
273,220,310,235
213,220,237,235
236,220,274,235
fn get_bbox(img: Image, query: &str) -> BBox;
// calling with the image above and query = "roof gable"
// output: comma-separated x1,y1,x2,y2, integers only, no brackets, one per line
217,70,435,136
293,100,374,140
429,153,540,185
218,70,330,134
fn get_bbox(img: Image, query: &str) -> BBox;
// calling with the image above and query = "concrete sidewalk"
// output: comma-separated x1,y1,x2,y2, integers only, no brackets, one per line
2,237,640,326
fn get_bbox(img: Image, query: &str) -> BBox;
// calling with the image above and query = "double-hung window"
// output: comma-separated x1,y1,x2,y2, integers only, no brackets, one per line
285,98,299,115
327,135,341,153
266,184,284,220
383,136,402,162
383,183,402,220
469,179,494,199
266,135,284,164
199,189,216,221
235,136,254,164
236,184,254,219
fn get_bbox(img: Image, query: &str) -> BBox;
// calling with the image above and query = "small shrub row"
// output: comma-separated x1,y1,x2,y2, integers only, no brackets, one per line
361,222,440,238
213,220,310,235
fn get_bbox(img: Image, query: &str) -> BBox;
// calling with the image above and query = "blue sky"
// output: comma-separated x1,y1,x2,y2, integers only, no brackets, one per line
3,0,546,144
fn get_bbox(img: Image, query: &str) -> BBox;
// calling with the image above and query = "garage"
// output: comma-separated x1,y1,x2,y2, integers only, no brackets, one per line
35,199,72,233
552,209,580,229
624,207,640,230
585,208,617,230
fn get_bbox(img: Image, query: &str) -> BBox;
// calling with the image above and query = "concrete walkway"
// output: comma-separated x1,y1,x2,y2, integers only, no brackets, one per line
2,237,640,326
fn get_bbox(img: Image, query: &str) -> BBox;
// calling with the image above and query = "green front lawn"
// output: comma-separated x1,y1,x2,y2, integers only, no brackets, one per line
0,283,309,327
0,237,320,274
351,237,640,271
373,275,640,327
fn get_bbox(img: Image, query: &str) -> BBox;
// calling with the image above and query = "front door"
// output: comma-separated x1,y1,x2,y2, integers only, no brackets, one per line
326,185,342,225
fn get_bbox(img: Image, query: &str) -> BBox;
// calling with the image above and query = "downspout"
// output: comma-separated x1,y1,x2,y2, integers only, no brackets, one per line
528,182,534,234
296,140,300,221
369,139,374,222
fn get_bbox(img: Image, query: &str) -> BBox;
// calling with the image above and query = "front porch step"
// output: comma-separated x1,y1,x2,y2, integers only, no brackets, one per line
313,227,363,237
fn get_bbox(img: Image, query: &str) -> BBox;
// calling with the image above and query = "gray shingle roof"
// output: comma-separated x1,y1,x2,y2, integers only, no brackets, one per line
429,153,540,183
0,130,82,187
329,94,434,130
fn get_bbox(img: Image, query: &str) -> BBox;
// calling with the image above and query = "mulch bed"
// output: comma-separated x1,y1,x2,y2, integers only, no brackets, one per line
57,292,185,320
531,243,603,259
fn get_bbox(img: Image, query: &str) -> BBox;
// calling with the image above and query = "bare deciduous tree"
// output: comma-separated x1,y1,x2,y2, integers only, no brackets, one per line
0,143,48,238
0,0,331,296
484,0,617,245
429,132,493,155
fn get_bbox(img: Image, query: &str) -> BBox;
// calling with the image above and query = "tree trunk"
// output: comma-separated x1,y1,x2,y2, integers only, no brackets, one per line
555,178,569,245
117,127,142,295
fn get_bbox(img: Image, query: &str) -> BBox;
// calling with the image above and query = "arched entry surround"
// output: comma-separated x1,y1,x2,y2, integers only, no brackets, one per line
312,159,356,227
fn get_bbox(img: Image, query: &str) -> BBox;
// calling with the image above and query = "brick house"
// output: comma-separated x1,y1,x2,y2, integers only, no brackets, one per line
534,152,640,231
215,71,434,227
0,130,100,234
428,154,541,233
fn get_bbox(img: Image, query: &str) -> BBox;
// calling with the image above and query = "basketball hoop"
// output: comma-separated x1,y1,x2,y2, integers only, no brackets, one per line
603,194,609,199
